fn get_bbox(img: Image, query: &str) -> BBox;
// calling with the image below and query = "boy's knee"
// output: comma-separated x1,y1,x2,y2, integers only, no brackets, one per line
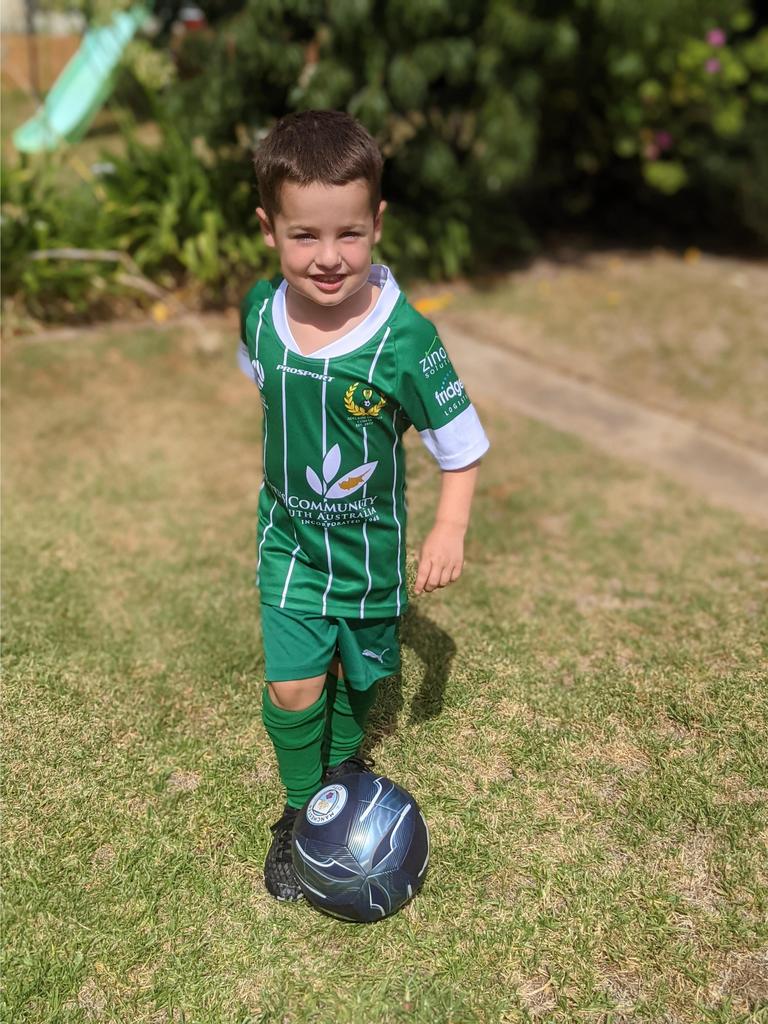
267,678,325,712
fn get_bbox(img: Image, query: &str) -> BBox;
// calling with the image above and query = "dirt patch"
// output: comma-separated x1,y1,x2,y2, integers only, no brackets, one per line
76,976,108,1020
583,732,652,775
91,844,116,869
598,965,649,1023
166,770,201,793
706,949,768,1014
515,969,558,1018
671,832,721,914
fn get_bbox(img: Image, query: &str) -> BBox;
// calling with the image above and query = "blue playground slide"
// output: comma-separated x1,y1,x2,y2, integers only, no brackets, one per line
13,8,148,154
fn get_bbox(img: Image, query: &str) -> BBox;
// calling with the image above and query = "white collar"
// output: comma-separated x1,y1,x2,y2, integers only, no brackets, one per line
272,264,401,360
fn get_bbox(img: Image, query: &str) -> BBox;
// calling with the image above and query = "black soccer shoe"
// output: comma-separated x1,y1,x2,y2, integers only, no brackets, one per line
264,804,304,902
322,755,375,785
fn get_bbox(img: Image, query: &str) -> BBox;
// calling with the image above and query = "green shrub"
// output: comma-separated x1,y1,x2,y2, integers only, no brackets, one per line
170,0,767,266
1,159,117,319
2,120,275,320
5,0,766,321
536,3,768,237
102,115,274,298
169,0,555,277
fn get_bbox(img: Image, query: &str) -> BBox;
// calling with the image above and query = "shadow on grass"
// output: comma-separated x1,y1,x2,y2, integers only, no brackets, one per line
364,606,456,756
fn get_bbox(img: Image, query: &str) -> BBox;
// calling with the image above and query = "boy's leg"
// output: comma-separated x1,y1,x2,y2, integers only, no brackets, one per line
322,617,400,774
262,676,329,809
260,605,338,809
323,658,380,769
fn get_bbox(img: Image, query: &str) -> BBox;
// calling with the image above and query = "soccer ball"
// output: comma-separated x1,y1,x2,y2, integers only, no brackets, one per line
291,773,430,922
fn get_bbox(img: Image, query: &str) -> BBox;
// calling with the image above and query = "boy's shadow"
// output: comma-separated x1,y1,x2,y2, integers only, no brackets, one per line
362,606,456,755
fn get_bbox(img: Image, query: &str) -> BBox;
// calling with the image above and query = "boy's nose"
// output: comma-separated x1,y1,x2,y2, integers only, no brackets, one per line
315,244,342,271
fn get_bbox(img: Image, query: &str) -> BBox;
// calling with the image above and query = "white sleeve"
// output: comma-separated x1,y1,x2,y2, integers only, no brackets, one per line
418,404,490,470
237,339,256,382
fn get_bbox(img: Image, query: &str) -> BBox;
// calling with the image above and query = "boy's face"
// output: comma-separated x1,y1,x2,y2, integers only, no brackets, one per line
256,179,385,310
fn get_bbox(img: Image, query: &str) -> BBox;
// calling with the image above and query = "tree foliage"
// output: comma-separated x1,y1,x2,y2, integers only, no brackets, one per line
5,1,767,318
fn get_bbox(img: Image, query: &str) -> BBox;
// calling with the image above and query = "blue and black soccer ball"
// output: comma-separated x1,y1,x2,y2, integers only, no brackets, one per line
292,773,430,922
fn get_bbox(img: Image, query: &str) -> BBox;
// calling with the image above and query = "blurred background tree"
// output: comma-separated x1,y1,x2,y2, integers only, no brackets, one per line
3,0,767,319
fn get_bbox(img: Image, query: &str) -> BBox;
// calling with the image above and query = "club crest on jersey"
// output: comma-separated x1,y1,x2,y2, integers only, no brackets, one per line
344,382,387,418
305,443,378,499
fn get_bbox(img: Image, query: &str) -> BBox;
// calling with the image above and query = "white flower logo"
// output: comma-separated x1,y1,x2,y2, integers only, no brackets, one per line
305,444,378,499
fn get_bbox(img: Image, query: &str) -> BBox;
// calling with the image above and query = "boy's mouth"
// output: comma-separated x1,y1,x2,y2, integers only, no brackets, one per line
310,274,346,293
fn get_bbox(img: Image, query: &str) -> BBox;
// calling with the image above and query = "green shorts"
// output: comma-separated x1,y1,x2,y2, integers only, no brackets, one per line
261,604,400,691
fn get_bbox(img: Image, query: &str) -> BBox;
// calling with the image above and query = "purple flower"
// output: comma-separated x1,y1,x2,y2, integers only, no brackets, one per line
707,28,726,47
705,58,721,74
655,131,673,151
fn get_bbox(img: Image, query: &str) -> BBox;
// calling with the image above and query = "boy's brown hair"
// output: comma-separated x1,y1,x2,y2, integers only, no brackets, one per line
253,110,383,220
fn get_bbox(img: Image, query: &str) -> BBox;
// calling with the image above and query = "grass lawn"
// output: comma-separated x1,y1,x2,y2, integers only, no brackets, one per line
447,250,768,451
2,313,767,1023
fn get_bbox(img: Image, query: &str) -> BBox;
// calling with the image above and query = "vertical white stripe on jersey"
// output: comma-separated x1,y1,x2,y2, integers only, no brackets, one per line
278,346,294,603
321,359,328,458
391,409,403,615
280,544,301,608
254,297,268,360
254,300,272,586
282,346,289,498
322,529,334,615
321,358,333,615
257,498,277,584
368,326,391,382
360,426,372,617
359,332,389,618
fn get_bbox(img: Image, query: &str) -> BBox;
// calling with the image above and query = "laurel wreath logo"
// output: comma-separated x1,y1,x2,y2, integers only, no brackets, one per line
344,382,387,417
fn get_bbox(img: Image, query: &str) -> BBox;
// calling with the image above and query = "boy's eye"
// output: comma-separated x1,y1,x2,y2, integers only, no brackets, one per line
342,231,362,238
294,233,314,241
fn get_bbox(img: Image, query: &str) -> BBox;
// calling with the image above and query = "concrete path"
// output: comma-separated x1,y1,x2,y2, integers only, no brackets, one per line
437,316,768,526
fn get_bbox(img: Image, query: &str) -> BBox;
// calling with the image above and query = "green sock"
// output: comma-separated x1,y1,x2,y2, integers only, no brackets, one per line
261,687,328,810
324,672,379,769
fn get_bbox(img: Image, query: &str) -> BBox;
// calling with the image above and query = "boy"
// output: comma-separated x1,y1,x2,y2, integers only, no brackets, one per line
238,110,489,901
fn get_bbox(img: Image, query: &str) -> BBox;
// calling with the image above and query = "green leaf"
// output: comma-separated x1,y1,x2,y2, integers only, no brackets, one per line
749,82,768,104
712,99,745,138
639,79,664,103
614,136,638,158
730,10,754,32
742,31,768,74
611,51,645,80
643,160,688,194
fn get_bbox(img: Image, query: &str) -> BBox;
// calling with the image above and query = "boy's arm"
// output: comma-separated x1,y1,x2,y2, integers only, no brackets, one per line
414,460,480,595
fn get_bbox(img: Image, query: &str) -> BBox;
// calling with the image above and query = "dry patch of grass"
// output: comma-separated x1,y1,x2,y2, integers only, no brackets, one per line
448,249,768,449
706,949,768,1016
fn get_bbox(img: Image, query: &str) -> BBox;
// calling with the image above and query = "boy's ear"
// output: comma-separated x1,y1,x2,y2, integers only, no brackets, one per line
373,199,387,244
256,207,277,248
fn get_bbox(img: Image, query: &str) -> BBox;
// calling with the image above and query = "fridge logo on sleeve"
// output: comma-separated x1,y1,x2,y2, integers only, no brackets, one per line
434,378,465,407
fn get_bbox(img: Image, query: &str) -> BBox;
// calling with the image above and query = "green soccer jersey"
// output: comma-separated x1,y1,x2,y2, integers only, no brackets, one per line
238,265,489,618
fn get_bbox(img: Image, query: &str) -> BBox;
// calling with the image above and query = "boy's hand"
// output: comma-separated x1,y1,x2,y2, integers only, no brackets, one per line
414,522,466,595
